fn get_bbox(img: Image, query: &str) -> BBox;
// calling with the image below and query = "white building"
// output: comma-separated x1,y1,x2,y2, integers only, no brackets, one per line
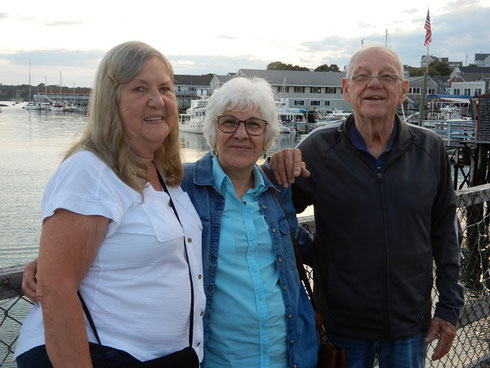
234,69,351,112
474,53,490,67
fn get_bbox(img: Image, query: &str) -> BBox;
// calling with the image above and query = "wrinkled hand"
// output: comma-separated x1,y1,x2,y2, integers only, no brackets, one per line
269,148,310,188
425,316,457,360
22,258,39,303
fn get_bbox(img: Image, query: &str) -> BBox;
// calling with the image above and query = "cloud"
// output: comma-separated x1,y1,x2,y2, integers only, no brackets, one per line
356,22,377,29
298,4,490,68
41,20,85,27
0,49,105,86
0,49,105,68
442,0,482,12
169,54,269,75
0,12,9,19
216,34,238,40
402,8,418,14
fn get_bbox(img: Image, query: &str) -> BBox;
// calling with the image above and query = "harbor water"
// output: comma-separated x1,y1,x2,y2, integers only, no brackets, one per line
0,102,303,268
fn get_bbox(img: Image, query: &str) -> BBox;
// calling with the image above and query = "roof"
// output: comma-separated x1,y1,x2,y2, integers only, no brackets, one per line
457,66,490,74
174,74,214,86
237,69,345,86
406,76,439,87
475,53,490,61
457,73,490,82
213,75,234,84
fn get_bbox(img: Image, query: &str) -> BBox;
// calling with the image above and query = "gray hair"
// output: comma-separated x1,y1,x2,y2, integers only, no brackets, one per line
202,77,280,152
346,45,404,79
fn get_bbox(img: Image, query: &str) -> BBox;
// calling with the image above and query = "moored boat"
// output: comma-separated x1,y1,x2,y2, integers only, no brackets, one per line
179,99,208,134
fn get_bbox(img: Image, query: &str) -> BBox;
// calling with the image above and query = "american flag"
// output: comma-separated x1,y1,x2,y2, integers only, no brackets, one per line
424,10,432,46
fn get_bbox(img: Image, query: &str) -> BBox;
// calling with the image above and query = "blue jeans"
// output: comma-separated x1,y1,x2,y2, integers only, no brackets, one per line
328,332,427,368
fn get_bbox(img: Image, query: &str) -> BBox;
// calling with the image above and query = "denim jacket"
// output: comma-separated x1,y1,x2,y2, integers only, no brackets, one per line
182,152,319,368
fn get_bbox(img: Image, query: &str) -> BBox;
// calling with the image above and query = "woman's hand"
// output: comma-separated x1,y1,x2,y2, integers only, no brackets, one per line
22,258,39,303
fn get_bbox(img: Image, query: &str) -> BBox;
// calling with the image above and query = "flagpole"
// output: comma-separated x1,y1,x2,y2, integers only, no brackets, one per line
419,9,432,126
419,44,429,125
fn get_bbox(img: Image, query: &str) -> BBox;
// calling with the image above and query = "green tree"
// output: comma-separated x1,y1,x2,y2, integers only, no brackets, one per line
428,61,452,76
314,64,340,72
405,65,424,77
266,61,309,71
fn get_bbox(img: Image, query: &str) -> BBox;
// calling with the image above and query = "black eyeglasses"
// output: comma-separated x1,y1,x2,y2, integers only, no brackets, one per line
216,115,268,136
349,73,403,85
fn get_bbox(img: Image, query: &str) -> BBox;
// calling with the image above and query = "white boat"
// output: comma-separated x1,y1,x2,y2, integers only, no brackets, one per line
63,104,83,113
179,99,208,134
52,102,65,112
24,102,41,110
279,124,292,134
39,102,51,111
276,99,307,133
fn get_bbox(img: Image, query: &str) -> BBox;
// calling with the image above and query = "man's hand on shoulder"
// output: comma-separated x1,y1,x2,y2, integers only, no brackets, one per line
425,316,457,360
269,148,310,188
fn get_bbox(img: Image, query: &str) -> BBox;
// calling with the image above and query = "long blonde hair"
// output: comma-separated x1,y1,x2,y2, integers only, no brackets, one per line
65,41,182,192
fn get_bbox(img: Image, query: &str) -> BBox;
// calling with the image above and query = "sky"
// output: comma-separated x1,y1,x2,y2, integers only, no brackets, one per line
1,0,489,87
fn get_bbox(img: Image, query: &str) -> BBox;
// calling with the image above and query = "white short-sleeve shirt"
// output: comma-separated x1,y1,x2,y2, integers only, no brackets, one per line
15,151,206,362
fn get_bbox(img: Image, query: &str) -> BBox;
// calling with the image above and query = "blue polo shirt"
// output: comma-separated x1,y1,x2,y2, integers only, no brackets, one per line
349,120,397,174
204,155,288,368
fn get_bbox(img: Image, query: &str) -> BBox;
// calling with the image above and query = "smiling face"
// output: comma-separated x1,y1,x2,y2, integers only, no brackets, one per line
118,55,176,158
214,107,266,177
342,47,408,124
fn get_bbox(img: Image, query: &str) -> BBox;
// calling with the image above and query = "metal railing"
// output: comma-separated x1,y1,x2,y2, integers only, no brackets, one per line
1,186,490,367
421,119,477,147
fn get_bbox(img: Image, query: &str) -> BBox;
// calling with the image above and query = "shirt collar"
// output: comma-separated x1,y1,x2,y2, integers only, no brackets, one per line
349,119,397,156
211,155,266,197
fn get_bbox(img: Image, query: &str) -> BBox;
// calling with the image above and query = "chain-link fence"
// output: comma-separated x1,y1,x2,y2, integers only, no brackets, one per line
1,185,490,367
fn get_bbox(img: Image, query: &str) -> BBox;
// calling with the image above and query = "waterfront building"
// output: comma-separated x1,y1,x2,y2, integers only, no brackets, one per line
450,66,490,96
474,53,490,67
234,69,350,112
173,74,214,111
420,55,462,69
210,74,235,94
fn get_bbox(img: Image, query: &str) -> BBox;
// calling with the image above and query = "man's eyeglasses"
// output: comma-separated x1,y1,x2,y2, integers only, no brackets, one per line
216,115,268,136
349,73,403,85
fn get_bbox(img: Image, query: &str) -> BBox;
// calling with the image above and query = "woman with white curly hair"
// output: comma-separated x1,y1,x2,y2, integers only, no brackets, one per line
181,76,319,367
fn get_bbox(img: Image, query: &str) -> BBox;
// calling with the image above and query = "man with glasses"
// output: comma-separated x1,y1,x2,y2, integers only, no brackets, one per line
270,46,464,368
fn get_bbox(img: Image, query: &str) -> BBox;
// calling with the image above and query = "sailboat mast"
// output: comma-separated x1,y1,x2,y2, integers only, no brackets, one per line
28,59,31,103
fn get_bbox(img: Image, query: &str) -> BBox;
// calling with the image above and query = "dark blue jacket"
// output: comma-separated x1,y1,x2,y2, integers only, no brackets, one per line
293,115,465,339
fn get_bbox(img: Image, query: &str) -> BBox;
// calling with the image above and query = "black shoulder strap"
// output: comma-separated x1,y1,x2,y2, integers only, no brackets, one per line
78,291,102,345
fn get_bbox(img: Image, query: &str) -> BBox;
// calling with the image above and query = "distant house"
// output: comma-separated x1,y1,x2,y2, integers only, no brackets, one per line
234,69,351,111
449,66,490,96
474,53,490,67
174,74,214,110
210,74,235,94
420,55,461,69
405,76,442,109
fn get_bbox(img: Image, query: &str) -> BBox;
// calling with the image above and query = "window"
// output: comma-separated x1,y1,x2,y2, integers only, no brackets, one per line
325,101,330,106
453,88,460,95
311,100,320,106
293,87,305,93
277,86,290,93
464,88,471,95
475,88,482,96
294,100,305,106
326,87,336,94
310,87,321,93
